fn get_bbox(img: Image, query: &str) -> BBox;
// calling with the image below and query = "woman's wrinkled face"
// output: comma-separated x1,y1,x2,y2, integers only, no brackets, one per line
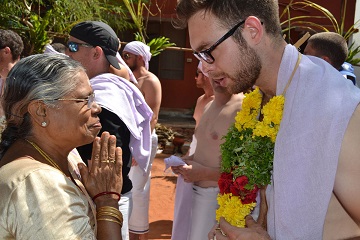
47,71,102,147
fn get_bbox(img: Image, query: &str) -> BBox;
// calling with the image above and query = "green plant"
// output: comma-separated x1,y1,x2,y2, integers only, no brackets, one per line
134,33,176,56
280,0,360,65
0,0,131,55
124,0,176,56
347,42,360,66
122,0,148,42
27,13,51,54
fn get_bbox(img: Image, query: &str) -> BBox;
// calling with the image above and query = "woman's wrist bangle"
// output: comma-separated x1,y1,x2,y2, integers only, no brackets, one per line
97,217,123,227
97,206,123,228
92,191,121,202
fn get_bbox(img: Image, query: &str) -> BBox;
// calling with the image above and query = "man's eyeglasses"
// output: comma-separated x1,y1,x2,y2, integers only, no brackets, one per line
55,93,96,109
123,53,131,60
193,20,245,64
67,41,94,53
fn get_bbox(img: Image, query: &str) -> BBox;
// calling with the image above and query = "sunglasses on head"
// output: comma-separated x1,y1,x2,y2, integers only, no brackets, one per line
67,41,93,52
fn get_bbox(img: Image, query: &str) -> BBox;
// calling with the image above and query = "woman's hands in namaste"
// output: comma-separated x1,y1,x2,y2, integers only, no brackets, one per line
78,131,123,203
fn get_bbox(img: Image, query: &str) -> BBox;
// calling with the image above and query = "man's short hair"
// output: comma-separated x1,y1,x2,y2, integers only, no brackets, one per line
0,29,24,61
70,21,120,69
306,32,348,70
175,0,282,39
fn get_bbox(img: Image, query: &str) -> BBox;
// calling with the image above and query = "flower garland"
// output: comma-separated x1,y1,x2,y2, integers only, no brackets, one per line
217,87,285,227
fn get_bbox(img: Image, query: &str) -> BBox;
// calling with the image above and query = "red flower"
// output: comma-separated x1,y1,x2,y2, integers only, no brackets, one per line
218,172,233,194
218,173,259,204
234,176,249,191
241,186,258,204
229,175,248,196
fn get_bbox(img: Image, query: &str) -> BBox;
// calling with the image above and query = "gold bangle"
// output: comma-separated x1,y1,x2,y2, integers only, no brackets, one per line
97,212,122,220
97,214,123,227
97,207,123,219
97,217,123,227
97,206,121,213
96,206,123,225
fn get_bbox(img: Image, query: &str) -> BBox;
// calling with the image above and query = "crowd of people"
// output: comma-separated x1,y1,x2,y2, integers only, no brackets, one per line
0,0,360,239
0,22,159,240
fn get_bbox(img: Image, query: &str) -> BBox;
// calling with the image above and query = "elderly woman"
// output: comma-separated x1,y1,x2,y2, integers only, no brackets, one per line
0,54,123,239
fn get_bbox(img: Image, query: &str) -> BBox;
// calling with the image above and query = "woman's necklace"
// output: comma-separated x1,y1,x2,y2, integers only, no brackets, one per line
25,139,66,175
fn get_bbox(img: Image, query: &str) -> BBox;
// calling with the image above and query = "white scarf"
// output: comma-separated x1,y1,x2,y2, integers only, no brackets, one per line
91,73,153,172
267,45,360,239
123,41,152,70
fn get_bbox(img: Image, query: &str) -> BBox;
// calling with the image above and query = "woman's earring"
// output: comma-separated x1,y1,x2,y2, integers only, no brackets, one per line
41,121,47,127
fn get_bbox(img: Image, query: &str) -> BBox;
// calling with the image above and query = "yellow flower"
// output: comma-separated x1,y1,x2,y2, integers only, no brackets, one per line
235,88,262,131
216,193,256,228
253,95,285,142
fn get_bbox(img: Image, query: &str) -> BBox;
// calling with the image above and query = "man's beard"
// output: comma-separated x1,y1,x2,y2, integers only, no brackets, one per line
129,61,138,72
228,42,262,94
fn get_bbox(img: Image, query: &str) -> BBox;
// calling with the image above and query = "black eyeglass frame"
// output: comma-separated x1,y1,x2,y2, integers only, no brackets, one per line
193,20,246,64
67,41,94,53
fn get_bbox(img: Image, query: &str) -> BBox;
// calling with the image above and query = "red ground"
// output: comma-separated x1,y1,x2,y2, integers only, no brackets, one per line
148,153,176,240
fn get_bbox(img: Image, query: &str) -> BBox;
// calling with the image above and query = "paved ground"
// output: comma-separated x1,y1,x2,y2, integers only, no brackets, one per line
158,108,195,127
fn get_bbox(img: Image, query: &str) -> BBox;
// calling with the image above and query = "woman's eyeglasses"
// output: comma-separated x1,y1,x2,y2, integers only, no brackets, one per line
67,41,94,53
193,20,245,64
55,93,96,109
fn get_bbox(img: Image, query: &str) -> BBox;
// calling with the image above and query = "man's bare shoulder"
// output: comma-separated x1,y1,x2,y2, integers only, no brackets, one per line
138,71,161,92
138,71,160,83
334,103,360,225
324,193,360,239
228,92,244,104
197,94,214,105
223,93,244,112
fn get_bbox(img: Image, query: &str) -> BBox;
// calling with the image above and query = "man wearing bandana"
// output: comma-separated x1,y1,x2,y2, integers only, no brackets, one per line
123,41,162,240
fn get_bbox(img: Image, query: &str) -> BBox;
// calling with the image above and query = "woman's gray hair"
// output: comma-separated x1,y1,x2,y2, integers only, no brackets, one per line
0,53,85,158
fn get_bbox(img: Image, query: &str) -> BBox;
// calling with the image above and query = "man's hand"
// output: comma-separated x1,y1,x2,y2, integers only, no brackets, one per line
208,216,271,240
171,160,205,182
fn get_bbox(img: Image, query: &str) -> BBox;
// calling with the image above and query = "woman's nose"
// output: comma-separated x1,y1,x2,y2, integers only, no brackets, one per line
91,102,102,114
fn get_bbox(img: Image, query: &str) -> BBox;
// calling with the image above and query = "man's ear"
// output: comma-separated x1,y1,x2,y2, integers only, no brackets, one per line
3,46,11,55
137,55,145,66
93,46,103,59
243,16,263,45
28,101,49,127
322,56,332,65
